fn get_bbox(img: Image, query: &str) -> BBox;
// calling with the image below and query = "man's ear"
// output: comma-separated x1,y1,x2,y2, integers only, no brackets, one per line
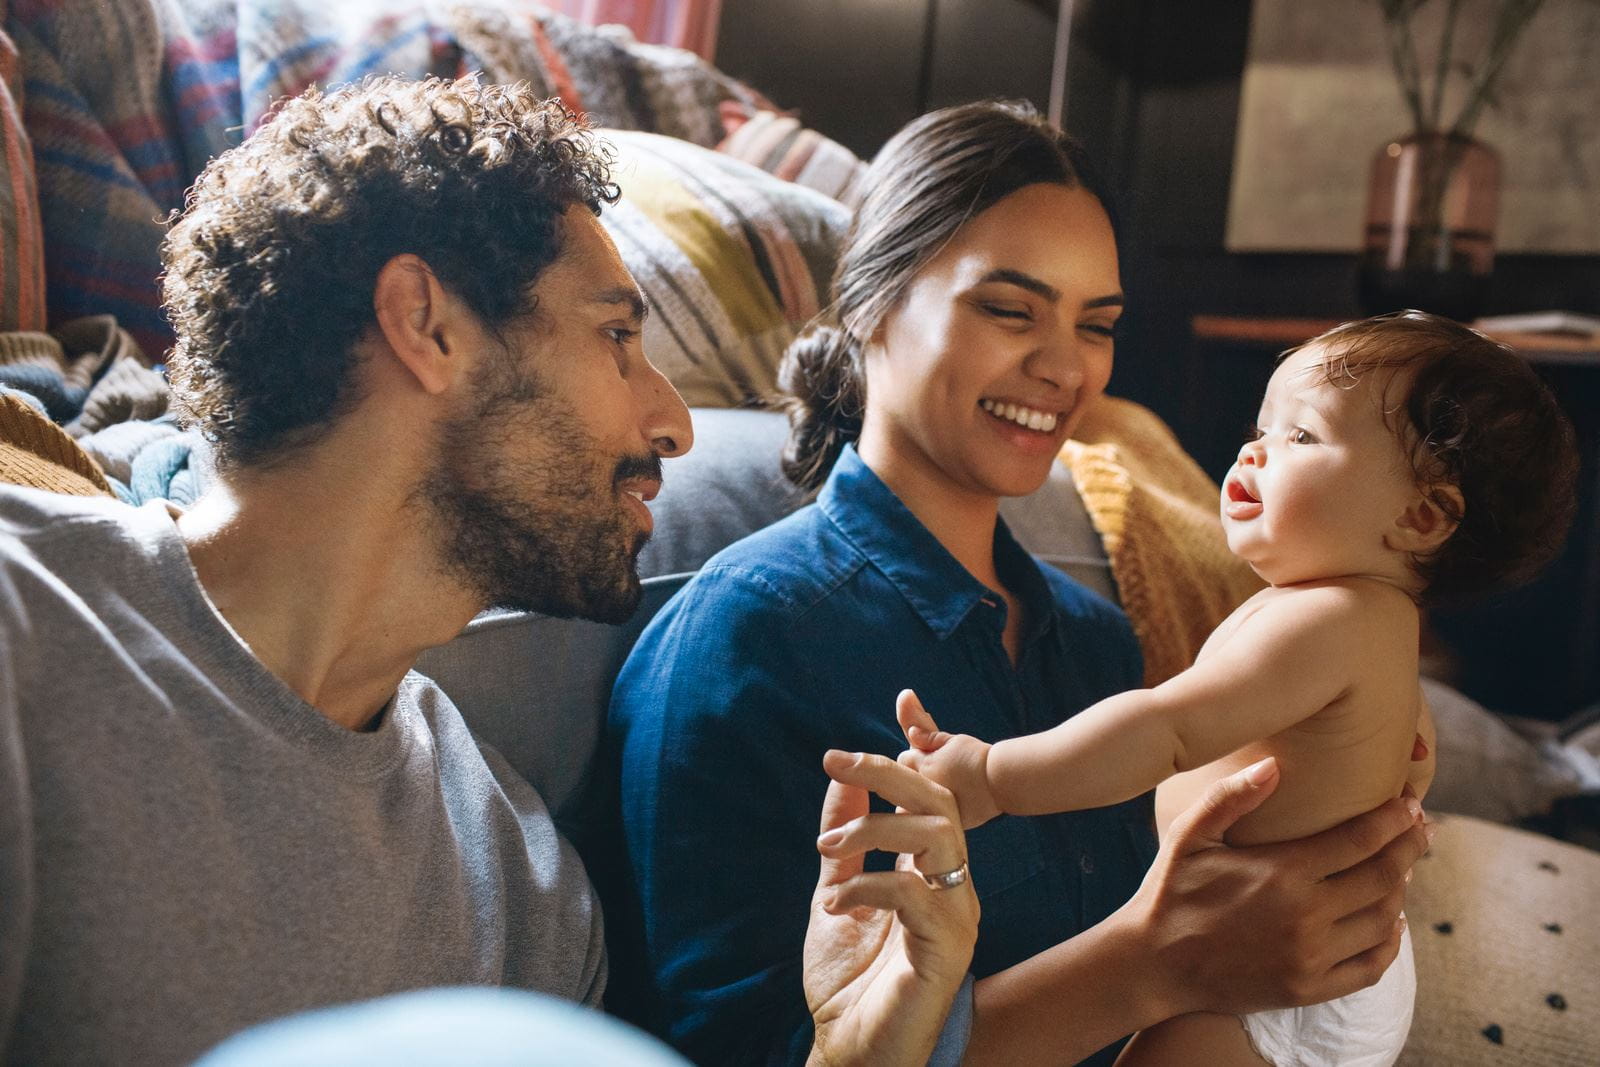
372,254,465,395
1386,484,1464,555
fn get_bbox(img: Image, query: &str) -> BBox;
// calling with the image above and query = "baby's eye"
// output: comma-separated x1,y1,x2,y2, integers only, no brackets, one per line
1244,426,1265,442
1290,427,1318,444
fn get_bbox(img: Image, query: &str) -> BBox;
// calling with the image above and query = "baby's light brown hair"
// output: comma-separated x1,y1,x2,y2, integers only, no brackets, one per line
1285,310,1579,605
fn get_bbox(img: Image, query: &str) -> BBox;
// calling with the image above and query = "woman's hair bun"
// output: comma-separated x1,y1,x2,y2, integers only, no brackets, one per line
778,325,864,493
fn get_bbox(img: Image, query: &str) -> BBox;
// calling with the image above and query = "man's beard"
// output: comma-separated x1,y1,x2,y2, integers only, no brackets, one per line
418,352,660,624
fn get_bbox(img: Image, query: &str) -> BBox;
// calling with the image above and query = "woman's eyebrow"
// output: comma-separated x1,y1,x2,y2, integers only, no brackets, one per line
977,268,1124,310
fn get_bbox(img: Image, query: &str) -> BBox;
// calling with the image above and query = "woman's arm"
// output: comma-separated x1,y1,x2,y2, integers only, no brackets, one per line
964,758,1432,1065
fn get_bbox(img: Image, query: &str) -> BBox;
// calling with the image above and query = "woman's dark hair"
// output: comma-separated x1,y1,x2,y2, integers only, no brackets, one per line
1290,310,1579,605
777,100,1119,491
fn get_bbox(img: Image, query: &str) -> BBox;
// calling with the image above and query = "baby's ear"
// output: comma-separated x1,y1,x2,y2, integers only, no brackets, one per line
1386,484,1463,555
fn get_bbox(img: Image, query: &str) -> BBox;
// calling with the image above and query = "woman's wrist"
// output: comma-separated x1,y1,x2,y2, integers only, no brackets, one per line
1105,890,1192,1027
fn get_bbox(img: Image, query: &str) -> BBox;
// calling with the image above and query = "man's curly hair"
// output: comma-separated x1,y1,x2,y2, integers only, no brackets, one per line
161,75,619,469
1287,310,1579,606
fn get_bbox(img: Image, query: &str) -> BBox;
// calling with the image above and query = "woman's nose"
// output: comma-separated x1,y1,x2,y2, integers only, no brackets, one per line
1028,330,1087,391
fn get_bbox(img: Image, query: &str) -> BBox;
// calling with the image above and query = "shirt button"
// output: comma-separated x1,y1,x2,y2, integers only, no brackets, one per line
1079,852,1096,874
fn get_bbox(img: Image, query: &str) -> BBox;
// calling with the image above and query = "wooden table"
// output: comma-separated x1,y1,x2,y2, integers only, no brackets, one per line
1185,315,1600,722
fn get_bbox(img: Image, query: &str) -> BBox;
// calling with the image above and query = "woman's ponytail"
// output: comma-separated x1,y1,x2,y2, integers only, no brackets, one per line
778,325,864,493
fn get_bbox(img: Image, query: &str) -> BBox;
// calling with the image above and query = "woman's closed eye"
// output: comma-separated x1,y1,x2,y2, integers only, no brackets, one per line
980,302,1032,323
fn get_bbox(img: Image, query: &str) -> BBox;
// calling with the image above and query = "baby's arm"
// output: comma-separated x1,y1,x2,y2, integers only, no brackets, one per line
905,586,1370,820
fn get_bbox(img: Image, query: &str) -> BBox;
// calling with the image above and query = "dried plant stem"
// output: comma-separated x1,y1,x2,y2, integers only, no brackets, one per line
1429,0,1463,129
1383,8,1429,131
1451,0,1547,137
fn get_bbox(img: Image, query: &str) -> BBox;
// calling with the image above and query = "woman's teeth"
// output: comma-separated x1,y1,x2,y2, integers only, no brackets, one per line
980,398,1058,433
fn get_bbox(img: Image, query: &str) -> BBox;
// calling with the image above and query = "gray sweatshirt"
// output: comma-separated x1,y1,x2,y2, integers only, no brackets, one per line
0,488,606,1065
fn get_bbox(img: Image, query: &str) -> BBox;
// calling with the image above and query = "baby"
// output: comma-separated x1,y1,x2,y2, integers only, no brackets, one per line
899,310,1579,1066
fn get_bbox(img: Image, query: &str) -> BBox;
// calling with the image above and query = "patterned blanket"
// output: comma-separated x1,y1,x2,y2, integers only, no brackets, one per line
8,0,764,356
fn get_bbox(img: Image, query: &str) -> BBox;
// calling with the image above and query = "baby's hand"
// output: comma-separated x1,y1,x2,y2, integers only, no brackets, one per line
895,689,1001,829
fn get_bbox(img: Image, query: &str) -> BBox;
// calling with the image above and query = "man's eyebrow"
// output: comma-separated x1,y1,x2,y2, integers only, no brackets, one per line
977,269,1124,310
590,285,650,321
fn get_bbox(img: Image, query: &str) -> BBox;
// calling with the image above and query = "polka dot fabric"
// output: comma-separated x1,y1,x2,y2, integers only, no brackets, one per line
1400,814,1598,1064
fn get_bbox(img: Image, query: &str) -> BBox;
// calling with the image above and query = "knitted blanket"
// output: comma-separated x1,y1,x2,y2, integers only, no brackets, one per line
9,0,764,356
1061,395,1265,687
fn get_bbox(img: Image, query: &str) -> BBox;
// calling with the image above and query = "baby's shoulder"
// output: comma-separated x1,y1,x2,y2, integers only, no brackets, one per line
1211,579,1415,655
1257,576,1415,622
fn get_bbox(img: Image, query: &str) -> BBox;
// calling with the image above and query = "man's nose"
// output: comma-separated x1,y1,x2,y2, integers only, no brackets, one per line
640,360,694,459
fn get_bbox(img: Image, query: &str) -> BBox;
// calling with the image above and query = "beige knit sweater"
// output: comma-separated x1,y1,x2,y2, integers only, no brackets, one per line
1061,395,1264,687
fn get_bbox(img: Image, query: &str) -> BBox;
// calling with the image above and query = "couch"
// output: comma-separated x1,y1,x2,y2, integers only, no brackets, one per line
2,2,1596,1063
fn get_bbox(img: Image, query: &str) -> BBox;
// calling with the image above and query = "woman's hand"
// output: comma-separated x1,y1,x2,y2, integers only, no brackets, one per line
1128,758,1433,1021
804,749,980,1067
895,689,1001,829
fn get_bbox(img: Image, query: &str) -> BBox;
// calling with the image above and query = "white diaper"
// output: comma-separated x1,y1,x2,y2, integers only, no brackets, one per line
1240,924,1415,1067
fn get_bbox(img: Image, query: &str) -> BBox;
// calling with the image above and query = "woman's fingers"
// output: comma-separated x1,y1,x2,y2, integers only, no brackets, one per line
1315,919,1406,1003
1285,794,1430,884
823,749,960,822
816,750,973,906
1309,811,1433,923
815,778,872,889
1164,757,1279,853
817,811,965,872
1320,893,1409,973
823,869,970,918
1410,733,1429,761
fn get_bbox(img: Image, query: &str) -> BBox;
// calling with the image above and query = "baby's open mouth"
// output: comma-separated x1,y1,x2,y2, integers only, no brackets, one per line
1226,479,1259,505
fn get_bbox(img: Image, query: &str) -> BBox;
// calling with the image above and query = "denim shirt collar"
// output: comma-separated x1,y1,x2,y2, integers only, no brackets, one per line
817,445,1056,644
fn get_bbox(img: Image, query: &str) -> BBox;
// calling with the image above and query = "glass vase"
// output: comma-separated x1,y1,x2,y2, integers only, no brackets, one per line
1357,131,1500,322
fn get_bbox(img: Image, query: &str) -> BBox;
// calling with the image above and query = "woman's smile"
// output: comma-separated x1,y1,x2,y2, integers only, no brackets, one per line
979,397,1061,434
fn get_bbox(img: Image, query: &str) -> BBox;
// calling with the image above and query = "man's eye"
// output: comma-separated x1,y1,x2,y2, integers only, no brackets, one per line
1290,427,1317,444
606,327,638,345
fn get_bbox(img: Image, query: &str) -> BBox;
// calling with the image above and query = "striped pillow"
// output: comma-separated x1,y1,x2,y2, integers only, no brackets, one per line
715,103,868,208
599,129,850,408
0,27,45,332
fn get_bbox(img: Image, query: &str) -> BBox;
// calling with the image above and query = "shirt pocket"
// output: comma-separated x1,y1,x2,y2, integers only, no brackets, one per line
967,813,1048,901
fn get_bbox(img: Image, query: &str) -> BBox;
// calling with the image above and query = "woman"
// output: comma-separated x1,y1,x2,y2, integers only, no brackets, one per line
610,102,1428,1065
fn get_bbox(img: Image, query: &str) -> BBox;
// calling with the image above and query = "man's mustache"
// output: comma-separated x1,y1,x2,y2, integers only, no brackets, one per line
614,452,663,487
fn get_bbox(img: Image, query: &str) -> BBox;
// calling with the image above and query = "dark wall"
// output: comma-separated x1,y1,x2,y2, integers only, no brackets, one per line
1060,0,1600,444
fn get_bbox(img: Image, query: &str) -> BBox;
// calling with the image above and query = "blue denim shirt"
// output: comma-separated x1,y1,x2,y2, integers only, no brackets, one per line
609,446,1156,1066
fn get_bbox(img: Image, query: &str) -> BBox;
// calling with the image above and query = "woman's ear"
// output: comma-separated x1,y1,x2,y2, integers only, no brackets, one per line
1385,484,1464,555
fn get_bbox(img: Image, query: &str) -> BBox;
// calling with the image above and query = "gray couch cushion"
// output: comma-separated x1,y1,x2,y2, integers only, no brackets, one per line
639,407,1116,598
421,407,1115,818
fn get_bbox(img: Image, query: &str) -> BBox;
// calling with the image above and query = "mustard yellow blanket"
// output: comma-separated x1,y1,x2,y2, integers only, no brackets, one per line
1061,396,1264,687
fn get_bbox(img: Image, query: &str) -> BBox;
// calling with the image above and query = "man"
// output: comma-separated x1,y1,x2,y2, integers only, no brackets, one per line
0,77,976,1065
